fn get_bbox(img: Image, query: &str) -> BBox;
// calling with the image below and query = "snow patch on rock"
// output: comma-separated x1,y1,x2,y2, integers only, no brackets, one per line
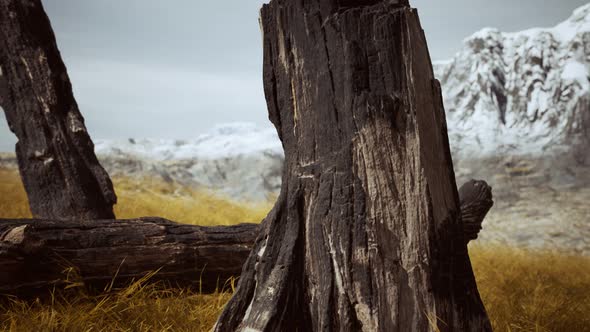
94,122,283,161
435,3,590,159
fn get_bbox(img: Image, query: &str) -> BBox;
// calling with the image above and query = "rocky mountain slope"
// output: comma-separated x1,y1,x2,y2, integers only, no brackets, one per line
93,123,284,202
433,4,590,254
434,3,590,162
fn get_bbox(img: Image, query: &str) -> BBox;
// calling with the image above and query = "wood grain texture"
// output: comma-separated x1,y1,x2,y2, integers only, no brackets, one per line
0,217,258,295
459,180,494,243
214,1,492,331
0,0,116,220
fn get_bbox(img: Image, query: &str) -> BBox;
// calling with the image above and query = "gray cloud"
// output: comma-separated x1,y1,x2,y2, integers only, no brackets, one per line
1,0,588,151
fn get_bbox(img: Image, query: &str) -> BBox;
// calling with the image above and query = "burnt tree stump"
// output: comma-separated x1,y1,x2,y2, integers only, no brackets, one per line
0,0,116,220
214,1,491,331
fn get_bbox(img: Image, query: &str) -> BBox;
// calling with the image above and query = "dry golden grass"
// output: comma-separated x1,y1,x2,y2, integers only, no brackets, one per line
470,245,590,332
1,168,589,331
112,175,272,226
0,168,31,219
0,168,271,225
0,274,233,332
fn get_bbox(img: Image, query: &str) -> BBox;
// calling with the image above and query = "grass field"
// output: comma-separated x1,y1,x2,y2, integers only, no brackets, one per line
1,168,589,331
0,168,271,226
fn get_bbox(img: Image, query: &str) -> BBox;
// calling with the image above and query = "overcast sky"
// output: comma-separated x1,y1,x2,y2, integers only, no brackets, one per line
1,0,588,151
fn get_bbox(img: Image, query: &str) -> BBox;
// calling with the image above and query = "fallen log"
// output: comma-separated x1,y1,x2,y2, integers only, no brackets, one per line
0,181,492,296
0,217,259,295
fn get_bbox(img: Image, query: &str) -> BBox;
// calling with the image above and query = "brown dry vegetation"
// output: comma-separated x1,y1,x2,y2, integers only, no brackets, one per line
1,168,589,331
0,168,271,226
470,245,590,331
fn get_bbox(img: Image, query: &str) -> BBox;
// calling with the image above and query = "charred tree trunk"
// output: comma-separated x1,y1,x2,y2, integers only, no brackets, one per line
0,217,259,295
215,1,491,331
0,181,491,296
0,0,116,220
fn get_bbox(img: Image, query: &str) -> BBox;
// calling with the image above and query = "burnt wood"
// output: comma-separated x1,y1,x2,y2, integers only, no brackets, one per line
214,1,492,331
0,181,491,296
0,0,116,220
0,217,258,295
459,180,494,243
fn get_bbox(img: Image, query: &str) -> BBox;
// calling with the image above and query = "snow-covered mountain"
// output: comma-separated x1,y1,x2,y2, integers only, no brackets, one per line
94,123,283,161
92,123,284,202
434,3,590,162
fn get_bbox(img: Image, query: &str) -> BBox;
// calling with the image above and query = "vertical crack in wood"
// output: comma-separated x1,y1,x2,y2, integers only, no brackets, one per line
215,1,491,331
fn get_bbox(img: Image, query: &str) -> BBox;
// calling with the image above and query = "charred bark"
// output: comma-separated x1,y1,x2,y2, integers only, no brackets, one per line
0,0,116,220
459,180,493,243
0,217,258,295
215,1,491,331
0,181,490,296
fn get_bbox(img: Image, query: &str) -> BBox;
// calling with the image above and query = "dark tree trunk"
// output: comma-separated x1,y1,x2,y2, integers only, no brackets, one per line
215,1,491,331
0,0,116,220
0,217,258,295
0,181,491,296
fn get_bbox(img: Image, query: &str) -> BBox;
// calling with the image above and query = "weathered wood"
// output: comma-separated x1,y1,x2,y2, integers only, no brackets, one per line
0,0,116,220
0,181,491,296
215,1,491,331
459,180,494,243
0,217,258,294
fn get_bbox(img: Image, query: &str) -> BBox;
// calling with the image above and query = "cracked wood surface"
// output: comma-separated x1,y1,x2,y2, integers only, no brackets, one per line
0,0,116,220
214,1,492,331
0,217,259,295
